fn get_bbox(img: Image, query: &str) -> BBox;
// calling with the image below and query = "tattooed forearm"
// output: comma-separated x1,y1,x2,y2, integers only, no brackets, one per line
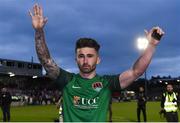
35,29,59,79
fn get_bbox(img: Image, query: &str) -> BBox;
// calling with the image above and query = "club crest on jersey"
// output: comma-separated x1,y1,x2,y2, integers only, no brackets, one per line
73,96,80,105
92,82,103,92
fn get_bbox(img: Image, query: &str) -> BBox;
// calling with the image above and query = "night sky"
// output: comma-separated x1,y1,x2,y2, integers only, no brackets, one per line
0,0,179,79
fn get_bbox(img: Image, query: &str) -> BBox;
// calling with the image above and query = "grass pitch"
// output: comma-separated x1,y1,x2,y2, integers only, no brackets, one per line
111,101,167,122
0,101,177,122
0,105,58,122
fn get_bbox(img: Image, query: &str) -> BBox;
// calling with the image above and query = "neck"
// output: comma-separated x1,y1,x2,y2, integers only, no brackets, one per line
79,71,96,79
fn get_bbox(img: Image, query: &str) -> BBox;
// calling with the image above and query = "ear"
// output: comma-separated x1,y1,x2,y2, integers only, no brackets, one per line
96,56,101,64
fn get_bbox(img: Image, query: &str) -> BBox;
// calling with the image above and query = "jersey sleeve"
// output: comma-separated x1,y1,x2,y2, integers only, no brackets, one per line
103,74,121,91
55,68,74,90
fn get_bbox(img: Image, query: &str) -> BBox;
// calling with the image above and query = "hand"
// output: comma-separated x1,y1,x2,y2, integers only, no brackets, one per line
29,4,48,30
142,97,146,101
56,104,60,109
144,26,165,46
161,108,165,111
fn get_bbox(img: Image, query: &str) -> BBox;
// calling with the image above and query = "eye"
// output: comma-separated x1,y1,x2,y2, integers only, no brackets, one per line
87,54,94,58
78,54,84,58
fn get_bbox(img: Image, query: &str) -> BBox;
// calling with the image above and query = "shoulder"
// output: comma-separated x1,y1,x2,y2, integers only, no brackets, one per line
163,92,166,97
101,74,121,90
174,92,178,96
101,74,120,81
56,68,75,80
59,68,74,76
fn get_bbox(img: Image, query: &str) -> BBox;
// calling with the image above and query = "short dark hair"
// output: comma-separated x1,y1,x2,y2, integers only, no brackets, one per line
75,38,100,53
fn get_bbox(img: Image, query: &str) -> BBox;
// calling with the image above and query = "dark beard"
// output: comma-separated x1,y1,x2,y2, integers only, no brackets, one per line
78,64,96,74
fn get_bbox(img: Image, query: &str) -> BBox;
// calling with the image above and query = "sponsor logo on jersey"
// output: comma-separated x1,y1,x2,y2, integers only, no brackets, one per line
92,82,103,92
73,96,99,109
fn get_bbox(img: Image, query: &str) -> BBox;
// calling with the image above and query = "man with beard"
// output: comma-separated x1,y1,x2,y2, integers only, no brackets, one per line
29,4,164,122
161,84,179,122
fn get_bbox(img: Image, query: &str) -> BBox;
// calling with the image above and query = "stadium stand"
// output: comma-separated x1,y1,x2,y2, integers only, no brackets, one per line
0,58,61,106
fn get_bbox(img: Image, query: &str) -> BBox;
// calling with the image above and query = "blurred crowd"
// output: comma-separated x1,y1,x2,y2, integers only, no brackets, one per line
8,88,61,106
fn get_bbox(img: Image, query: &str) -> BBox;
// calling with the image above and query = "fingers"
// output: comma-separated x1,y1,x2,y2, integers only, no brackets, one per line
159,28,165,35
38,6,41,16
44,17,48,24
29,3,46,20
28,10,33,17
32,3,42,16
152,26,165,35
33,4,38,15
145,26,165,36
39,5,43,17
144,29,148,36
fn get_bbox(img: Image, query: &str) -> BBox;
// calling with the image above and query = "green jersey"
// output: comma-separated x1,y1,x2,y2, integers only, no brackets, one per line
56,68,121,122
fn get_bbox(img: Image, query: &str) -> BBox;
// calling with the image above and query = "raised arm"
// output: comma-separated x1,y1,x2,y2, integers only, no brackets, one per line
29,4,59,79
120,27,165,89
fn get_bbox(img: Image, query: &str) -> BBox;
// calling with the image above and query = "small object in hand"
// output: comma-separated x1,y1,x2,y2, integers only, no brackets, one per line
151,29,163,41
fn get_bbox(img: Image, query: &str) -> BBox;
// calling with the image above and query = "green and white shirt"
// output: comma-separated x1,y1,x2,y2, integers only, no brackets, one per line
56,68,121,122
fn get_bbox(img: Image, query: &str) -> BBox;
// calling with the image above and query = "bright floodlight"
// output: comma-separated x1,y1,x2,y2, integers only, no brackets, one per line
10,74,15,77
32,76,38,79
137,37,149,50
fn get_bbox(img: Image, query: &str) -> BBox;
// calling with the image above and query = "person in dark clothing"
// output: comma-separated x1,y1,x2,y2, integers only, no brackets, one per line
109,97,112,122
0,88,12,122
161,84,179,122
137,86,147,122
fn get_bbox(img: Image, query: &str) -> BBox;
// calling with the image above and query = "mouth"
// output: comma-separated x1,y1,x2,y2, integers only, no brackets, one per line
82,64,90,69
83,66,90,69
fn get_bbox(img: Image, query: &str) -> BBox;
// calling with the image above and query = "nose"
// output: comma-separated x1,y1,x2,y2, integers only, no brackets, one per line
84,57,88,64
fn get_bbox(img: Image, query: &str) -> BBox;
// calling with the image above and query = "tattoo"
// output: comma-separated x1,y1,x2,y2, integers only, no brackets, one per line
35,29,59,79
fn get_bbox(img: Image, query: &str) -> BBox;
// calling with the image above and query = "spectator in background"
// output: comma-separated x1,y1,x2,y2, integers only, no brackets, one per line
137,86,147,122
161,84,179,122
0,87,12,122
109,97,112,122
56,95,63,122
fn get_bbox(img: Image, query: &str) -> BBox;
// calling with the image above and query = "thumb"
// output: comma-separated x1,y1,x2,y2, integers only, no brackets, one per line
29,10,33,18
44,17,48,24
144,29,148,36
